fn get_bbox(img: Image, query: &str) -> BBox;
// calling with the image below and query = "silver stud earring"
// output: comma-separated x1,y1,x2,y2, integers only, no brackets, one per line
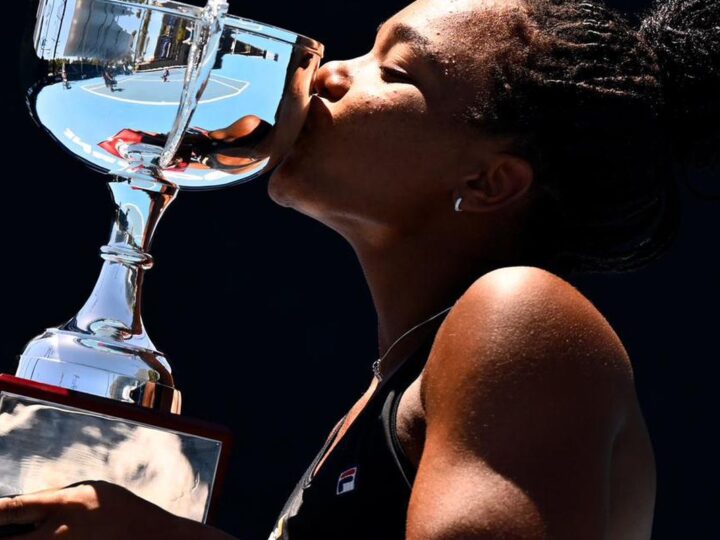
454,196,463,213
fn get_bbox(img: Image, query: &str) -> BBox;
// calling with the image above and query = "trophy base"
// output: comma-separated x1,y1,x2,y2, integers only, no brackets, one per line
16,327,180,412
0,375,232,524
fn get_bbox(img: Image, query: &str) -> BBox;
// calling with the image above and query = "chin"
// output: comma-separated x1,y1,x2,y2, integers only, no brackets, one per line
266,166,293,208
269,166,347,235
268,159,317,212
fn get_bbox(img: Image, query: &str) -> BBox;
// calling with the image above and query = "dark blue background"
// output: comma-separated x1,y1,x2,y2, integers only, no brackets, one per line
4,1,718,538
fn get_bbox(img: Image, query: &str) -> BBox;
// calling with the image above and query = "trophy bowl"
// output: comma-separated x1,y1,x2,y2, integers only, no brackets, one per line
27,0,324,188
0,0,324,524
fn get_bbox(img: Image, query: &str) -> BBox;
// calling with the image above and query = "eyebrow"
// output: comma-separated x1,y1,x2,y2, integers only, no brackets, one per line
376,20,435,59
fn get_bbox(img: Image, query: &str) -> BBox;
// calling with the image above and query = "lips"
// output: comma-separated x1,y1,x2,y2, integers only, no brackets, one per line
303,94,331,133
301,103,315,134
291,95,325,153
273,96,331,174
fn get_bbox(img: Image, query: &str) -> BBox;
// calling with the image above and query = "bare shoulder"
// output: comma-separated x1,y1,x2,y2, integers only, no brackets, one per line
407,265,654,539
422,265,635,406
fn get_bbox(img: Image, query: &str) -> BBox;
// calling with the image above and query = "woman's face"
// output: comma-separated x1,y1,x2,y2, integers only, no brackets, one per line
268,0,520,239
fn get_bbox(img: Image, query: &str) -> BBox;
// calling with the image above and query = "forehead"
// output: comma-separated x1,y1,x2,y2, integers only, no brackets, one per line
383,0,527,90
391,0,520,32
383,0,527,68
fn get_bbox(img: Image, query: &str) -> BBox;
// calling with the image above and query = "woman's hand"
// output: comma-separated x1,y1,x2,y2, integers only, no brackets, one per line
0,481,234,539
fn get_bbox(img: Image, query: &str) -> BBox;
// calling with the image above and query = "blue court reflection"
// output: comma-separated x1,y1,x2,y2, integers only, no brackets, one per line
30,0,322,189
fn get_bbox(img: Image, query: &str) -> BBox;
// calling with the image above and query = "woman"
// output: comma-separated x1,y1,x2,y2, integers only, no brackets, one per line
1,0,717,538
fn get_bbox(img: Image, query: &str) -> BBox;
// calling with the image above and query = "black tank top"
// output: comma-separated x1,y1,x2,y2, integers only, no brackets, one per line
266,322,447,540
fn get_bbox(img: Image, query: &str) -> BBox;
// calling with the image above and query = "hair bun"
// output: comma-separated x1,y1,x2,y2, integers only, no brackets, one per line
639,0,720,171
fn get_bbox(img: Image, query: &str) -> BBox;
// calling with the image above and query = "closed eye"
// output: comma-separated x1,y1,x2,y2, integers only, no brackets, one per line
379,65,413,84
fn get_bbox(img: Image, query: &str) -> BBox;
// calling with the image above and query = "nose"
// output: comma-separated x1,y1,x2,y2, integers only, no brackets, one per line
312,60,351,101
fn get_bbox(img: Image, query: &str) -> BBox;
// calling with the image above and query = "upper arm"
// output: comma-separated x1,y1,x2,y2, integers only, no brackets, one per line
407,266,635,540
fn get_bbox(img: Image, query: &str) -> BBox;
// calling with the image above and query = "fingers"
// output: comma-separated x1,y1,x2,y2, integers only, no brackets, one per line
0,497,42,527
0,492,60,527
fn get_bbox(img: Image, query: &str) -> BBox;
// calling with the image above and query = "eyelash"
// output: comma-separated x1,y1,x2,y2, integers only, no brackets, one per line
379,66,413,84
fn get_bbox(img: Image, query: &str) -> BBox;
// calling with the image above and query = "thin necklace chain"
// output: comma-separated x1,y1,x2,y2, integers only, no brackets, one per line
372,304,454,381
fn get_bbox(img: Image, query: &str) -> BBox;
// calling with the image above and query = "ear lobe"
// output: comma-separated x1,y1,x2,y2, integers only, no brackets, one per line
462,155,534,211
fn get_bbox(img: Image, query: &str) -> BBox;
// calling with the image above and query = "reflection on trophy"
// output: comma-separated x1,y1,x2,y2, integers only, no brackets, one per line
2,0,323,524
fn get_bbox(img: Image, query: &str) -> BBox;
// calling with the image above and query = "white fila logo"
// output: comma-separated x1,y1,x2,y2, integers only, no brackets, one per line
336,466,358,495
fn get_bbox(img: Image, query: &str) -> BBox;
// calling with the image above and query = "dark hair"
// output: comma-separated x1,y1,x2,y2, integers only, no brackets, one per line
465,0,719,274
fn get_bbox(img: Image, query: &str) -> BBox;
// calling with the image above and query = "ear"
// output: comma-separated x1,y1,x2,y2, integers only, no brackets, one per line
456,154,534,213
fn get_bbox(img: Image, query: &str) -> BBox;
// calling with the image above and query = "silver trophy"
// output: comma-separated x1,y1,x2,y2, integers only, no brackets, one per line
2,0,323,523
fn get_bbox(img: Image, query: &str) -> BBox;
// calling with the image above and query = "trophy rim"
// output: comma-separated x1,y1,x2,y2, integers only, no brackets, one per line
225,14,324,56
102,0,324,55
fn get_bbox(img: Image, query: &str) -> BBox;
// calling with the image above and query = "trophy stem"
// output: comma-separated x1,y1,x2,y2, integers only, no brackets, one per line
70,171,178,343
16,168,182,412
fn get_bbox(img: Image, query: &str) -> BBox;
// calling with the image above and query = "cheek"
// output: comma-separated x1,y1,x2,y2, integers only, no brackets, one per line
269,87,464,216
329,90,452,185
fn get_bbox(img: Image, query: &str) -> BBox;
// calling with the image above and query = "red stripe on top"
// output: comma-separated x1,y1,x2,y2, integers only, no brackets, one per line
339,467,357,479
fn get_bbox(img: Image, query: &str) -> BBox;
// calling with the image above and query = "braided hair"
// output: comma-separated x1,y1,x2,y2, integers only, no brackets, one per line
463,0,719,274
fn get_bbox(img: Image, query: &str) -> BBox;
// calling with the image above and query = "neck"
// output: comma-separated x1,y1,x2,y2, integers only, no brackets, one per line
349,228,508,379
